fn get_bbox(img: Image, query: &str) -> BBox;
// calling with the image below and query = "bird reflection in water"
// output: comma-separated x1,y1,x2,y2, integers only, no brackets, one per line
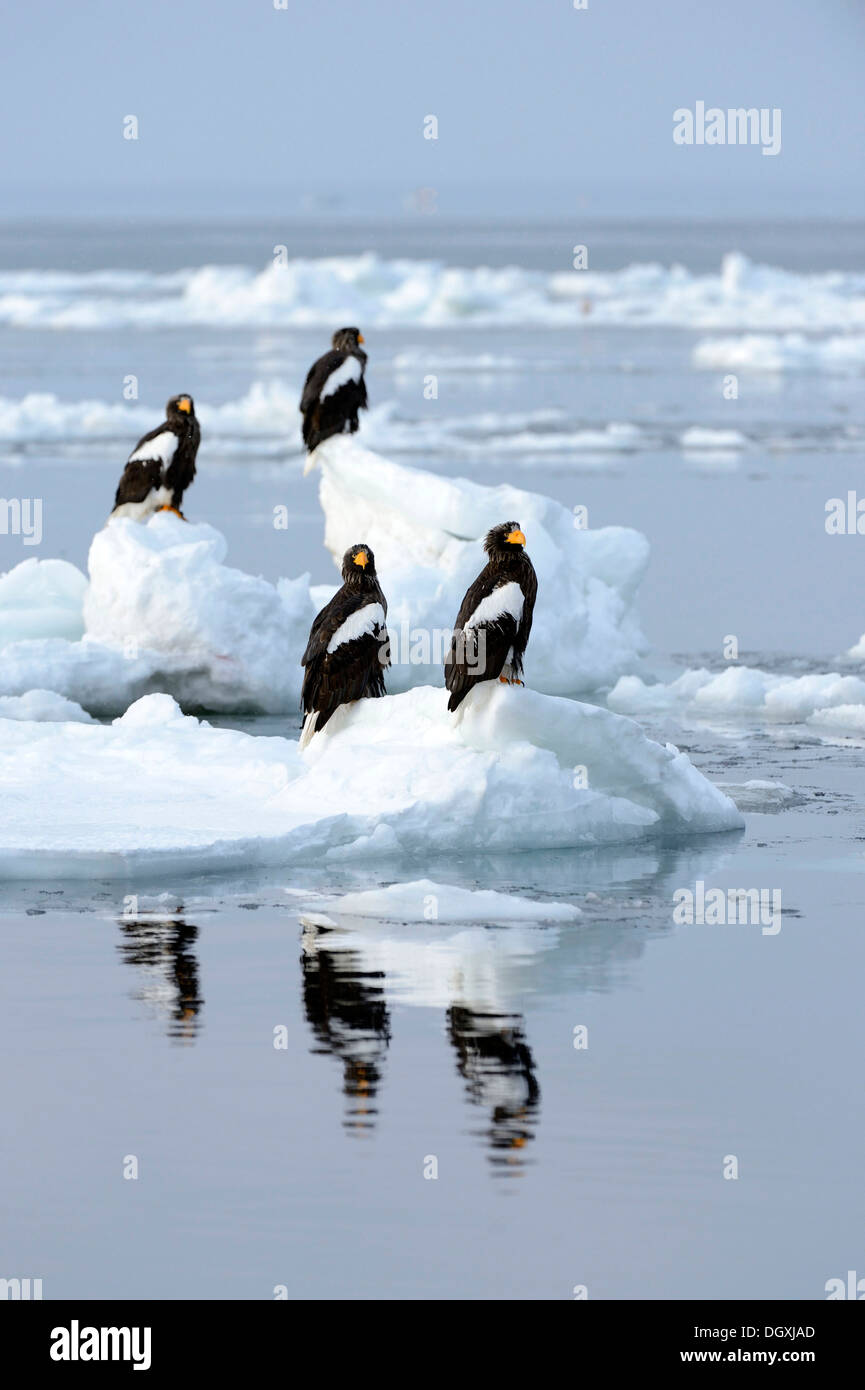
300,920,391,1135
116,911,204,1042
447,1006,540,1174
299,917,540,1169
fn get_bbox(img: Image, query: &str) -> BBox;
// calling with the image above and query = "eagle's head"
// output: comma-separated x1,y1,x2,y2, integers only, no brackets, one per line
484,522,527,559
342,542,377,583
167,394,195,419
332,327,365,353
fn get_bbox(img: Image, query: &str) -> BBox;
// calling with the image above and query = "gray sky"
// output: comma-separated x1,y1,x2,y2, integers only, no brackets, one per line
1,0,863,217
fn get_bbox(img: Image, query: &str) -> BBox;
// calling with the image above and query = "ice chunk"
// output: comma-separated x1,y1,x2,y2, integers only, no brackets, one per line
0,557,86,646
0,684,742,879
0,689,94,723
0,514,316,715
309,436,649,694
716,780,806,813
609,666,865,735
805,704,865,738
679,427,747,450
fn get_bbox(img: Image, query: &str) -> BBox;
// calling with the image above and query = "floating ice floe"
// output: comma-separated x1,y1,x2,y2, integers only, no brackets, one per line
679,426,747,451
0,689,94,723
0,684,742,879
715,780,806,813
304,878,580,924
0,513,315,715
608,666,865,735
0,557,87,646
309,436,649,694
804,705,865,738
693,332,865,374
1,253,863,330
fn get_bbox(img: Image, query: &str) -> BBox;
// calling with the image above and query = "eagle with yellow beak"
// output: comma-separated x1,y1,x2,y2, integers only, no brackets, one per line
110,394,200,522
445,522,537,712
299,543,389,747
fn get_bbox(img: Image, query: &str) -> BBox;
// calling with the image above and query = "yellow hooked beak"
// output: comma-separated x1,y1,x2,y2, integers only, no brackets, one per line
354,550,368,568
506,529,526,545
177,397,191,413
357,333,365,344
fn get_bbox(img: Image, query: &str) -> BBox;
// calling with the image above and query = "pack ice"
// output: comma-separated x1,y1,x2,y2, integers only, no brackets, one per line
0,684,742,878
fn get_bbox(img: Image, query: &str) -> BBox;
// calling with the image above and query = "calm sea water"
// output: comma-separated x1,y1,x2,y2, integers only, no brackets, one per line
1,218,863,1299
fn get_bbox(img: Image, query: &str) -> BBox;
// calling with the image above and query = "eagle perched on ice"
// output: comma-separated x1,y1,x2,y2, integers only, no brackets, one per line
445,523,537,712
299,328,368,454
299,543,388,747
111,394,200,521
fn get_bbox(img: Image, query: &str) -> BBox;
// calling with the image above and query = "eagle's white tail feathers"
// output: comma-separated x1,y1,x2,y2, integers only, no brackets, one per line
298,710,319,749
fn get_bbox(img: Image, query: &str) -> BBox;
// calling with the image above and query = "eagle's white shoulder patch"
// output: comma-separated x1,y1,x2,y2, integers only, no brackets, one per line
465,581,524,631
320,355,363,402
129,430,178,466
327,601,385,653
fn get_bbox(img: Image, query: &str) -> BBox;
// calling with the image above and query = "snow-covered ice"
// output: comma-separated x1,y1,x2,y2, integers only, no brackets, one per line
309,436,649,694
0,683,742,879
804,704,865,738
608,666,865,735
0,689,94,723
0,557,86,646
0,513,315,715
